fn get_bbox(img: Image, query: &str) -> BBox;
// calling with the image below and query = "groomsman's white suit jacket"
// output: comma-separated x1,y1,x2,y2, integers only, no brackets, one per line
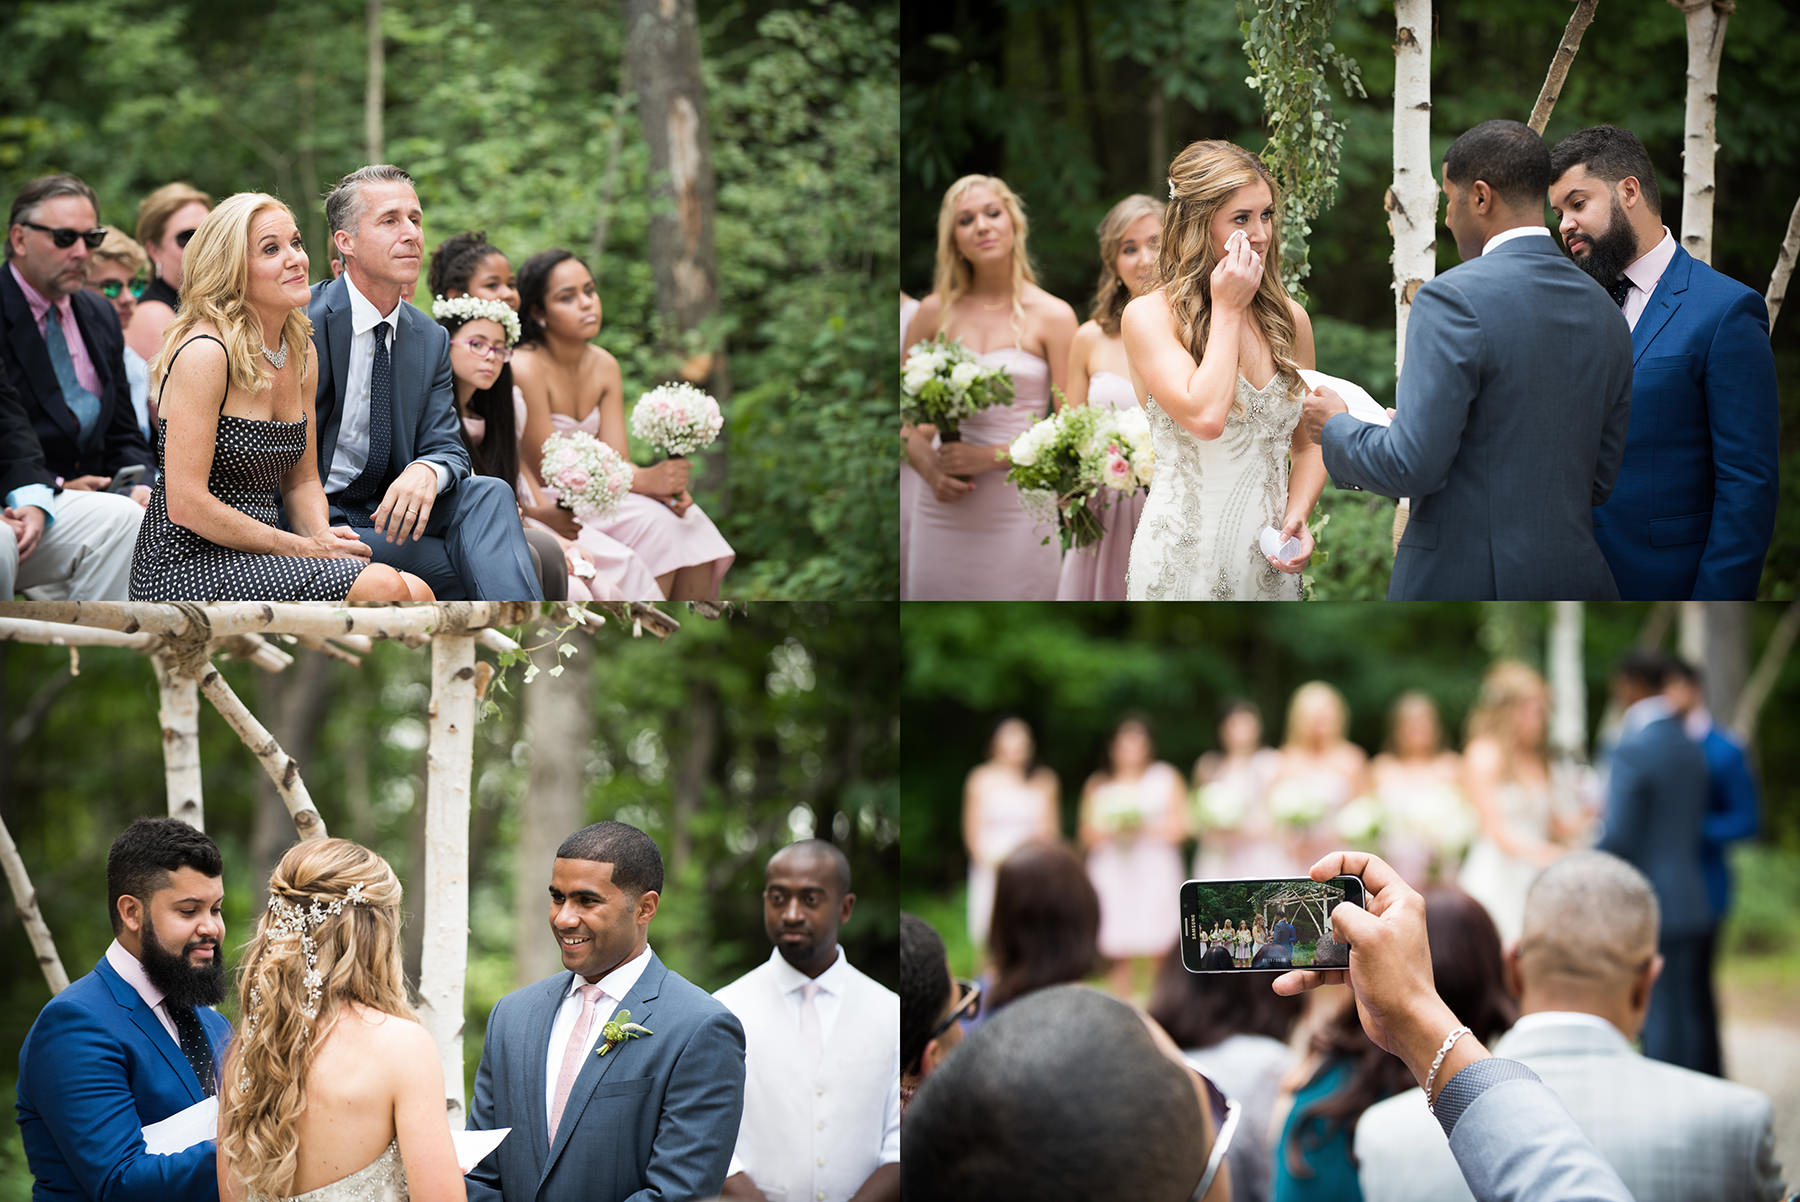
714,947,901,1202
1355,1012,1785,1202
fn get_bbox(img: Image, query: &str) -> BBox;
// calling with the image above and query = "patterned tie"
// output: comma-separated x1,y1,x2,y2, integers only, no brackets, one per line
44,305,101,449
798,981,823,1075
167,1003,216,1097
1606,276,1633,308
548,984,603,1145
340,322,393,519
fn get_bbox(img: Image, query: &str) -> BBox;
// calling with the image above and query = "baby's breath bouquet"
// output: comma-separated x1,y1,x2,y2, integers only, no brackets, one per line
539,430,635,525
1006,401,1155,551
900,335,1014,440
630,381,723,459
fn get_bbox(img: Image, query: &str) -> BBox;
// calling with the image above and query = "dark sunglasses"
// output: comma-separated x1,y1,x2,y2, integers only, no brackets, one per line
173,228,198,248
1187,1068,1241,1201
19,221,107,250
88,279,143,300
926,978,982,1044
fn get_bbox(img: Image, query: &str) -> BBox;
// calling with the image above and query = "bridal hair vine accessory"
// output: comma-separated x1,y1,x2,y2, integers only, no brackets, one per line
1168,178,1177,202
431,294,522,347
596,1008,652,1057
248,883,372,1024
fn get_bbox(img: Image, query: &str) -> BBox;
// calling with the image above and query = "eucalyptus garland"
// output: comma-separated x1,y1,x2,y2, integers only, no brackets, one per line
1240,0,1366,298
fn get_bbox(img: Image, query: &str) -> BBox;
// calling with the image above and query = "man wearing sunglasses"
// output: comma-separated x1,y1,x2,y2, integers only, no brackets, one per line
2,174,155,513
714,840,901,1202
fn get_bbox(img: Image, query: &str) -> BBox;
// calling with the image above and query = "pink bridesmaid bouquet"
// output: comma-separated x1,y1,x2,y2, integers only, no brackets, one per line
629,382,724,459
540,430,635,524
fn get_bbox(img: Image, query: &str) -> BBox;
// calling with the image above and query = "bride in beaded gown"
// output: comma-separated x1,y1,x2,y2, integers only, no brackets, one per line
1122,141,1327,601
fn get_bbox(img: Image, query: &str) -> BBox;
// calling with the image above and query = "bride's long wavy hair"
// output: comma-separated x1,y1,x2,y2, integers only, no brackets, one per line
219,839,412,1201
1159,142,1302,406
932,174,1037,347
1465,660,1549,781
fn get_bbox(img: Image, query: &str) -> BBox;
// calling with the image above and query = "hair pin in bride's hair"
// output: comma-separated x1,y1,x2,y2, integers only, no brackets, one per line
1167,178,1177,202
257,887,372,1023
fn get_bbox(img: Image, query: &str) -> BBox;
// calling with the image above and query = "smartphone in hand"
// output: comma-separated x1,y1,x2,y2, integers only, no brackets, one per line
107,464,147,494
1179,875,1365,972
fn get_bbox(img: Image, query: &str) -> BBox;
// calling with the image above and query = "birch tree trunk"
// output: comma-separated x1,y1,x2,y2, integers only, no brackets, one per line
515,642,592,989
195,661,327,841
1547,602,1587,762
1765,194,1799,333
365,0,384,163
1527,0,1600,135
1,812,70,995
1681,602,1749,727
153,652,205,830
1670,0,1733,264
1733,600,1800,740
419,631,476,1125
1389,0,1434,547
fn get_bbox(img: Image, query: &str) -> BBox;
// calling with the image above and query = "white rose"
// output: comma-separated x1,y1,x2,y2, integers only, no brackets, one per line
949,361,982,389
902,366,935,395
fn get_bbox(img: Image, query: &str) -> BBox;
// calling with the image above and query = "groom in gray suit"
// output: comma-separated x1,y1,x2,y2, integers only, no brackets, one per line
309,165,540,599
466,821,746,1202
1302,120,1632,600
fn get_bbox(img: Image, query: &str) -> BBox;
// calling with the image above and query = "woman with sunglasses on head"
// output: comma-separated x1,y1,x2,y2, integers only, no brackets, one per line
125,182,211,363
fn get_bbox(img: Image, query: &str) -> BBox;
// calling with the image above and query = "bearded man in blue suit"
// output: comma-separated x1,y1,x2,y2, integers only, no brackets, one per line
16,819,233,1202
1550,125,1778,600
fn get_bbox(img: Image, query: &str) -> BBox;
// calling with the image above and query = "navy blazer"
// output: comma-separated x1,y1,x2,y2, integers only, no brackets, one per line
1598,712,1713,938
1698,724,1759,917
16,955,233,1202
1,366,57,500
1322,236,1632,600
307,276,470,516
1592,246,1779,600
0,267,155,483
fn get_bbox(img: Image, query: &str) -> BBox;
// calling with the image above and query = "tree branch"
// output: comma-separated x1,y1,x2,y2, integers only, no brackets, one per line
1528,0,1600,135
0,811,70,996
194,657,329,841
1732,600,1800,741
1766,193,1800,333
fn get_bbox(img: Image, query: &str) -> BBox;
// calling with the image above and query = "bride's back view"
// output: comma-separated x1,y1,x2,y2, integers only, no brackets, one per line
219,839,464,1202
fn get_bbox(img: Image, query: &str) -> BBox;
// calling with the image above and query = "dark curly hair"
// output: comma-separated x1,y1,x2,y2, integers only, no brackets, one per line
427,230,505,300
901,912,954,1077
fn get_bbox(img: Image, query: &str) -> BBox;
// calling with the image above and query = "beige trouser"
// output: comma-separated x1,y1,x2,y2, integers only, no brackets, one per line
0,488,143,600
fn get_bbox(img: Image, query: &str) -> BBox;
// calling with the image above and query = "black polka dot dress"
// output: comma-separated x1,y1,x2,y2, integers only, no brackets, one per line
130,337,368,600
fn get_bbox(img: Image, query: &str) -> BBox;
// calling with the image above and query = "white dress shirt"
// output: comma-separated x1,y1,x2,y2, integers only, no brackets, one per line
1480,224,1554,256
1618,227,1677,331
104,939,182,1046
714,947,901,1202
323,273,448,496
541,942,654,1123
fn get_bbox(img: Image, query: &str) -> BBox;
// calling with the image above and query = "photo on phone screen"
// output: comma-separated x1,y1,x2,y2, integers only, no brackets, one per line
1179,876,1365,972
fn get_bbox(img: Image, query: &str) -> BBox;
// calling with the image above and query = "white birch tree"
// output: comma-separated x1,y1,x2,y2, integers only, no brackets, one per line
1670,0,1734,264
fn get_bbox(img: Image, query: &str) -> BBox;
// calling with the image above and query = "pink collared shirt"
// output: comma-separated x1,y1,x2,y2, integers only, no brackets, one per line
1619,227,1677,331
104,939,183,1047
8,262,102,399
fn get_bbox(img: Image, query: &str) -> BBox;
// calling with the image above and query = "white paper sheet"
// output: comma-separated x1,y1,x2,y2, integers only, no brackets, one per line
141,1096,218,1155
1299,369,1391,427
454,1127,510,1174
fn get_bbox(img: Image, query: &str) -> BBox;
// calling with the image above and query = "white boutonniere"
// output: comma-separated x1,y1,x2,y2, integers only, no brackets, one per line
596,1008,653,1057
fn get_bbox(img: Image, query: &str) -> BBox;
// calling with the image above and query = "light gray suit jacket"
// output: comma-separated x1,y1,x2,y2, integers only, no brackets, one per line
1322,234,1633,600
465,953,747,1202
1356,1017,1784,1202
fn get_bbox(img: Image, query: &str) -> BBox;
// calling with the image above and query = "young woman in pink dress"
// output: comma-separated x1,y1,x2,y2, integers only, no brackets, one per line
1268,681,1368,870
963,716,1062,949
1191,699,1287,879
513,250,732,601
903,175,1077,600
1056,194,1164,600
1369,691,1468,885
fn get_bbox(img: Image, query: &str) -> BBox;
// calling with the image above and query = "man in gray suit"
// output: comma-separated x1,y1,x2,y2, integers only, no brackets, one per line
466,821,747,1202
309,165,540,599
1300,120,1632,600
1355,851,1784,1202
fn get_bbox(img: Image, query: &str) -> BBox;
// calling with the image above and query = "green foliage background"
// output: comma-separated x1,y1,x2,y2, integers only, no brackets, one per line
902,0,1800,599
1,0,900,599
0,603,898,1199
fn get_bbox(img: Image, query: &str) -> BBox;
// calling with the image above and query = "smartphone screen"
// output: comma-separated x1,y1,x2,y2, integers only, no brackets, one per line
1179,875,1366,972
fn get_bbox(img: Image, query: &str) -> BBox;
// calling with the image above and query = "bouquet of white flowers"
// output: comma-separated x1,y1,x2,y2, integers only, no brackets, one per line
1089,782,1145,836
900,335,1014,440
1334,795,1385,845
629,381,724,459
1267,779,1331,830
1193,780,1251,833
539,430,635,525
1005,401,1155,550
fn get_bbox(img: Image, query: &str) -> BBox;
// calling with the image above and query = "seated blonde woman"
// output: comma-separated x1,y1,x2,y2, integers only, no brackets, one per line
129,192,429,600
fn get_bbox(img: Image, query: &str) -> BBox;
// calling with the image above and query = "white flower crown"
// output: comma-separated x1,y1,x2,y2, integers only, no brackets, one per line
431,294,522,347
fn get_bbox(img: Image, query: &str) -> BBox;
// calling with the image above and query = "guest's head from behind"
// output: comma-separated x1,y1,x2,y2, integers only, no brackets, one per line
1661,656,1706,718
106,817,226,1008
324,164,423,298
428,229,520,311
221,838,409,1202
987,839,1099,1011
147,192,314,398
1386,690,1444,759
904,984,1220,1202
931,174,1036,324
435,293,522,482
1090,193,1165,335
85,228,148,328
1610,647,1670,709
134,181,212,295
1149,947,1302,1049
1467,659,1549,754
1199,945,1235,972
1440,119,1552,261
517,248,600,347
1219,699,1264,755
1548,124,1662,286
1285,680,1349,749
1511,851,1660,1038
551,820,663,983
987,714,1036,768
1105,711,1155,775
762,839,855,978
6,173,103,300
900,913,973,1103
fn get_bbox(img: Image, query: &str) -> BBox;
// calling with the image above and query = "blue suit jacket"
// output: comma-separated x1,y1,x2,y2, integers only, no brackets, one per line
15,955,232,1202
1322,236,1632,600
306,276,470,521
1598,713,1713,937
465,953,747,1202
1698,724,1759,918
1593,247,1778,600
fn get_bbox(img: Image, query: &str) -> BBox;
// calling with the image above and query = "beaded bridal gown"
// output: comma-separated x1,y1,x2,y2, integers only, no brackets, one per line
1125,373,1303,601
282,1140,407,1201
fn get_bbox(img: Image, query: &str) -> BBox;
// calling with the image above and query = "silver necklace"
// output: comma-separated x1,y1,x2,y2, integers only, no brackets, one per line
260,339,288,370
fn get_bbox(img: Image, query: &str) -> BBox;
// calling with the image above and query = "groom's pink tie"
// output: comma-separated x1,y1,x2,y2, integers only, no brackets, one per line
549,983,603,1145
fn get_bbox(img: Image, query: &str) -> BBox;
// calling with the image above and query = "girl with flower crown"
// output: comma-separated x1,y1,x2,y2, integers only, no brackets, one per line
218,839,461,1202
512,250,732,601
434,292,663,601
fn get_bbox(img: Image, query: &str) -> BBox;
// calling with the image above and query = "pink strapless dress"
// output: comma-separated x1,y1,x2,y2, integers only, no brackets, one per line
1055,370,1145,601
903,348,1061,600
549,408,733,593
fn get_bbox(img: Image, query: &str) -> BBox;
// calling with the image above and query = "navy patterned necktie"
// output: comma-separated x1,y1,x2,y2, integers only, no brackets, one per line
341,322,393,516
1606,276,1633,308
167,1003,216,1097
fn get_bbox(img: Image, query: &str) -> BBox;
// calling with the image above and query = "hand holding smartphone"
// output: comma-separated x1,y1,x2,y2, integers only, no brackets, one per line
1180,875,1364,972
106,465,147,494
